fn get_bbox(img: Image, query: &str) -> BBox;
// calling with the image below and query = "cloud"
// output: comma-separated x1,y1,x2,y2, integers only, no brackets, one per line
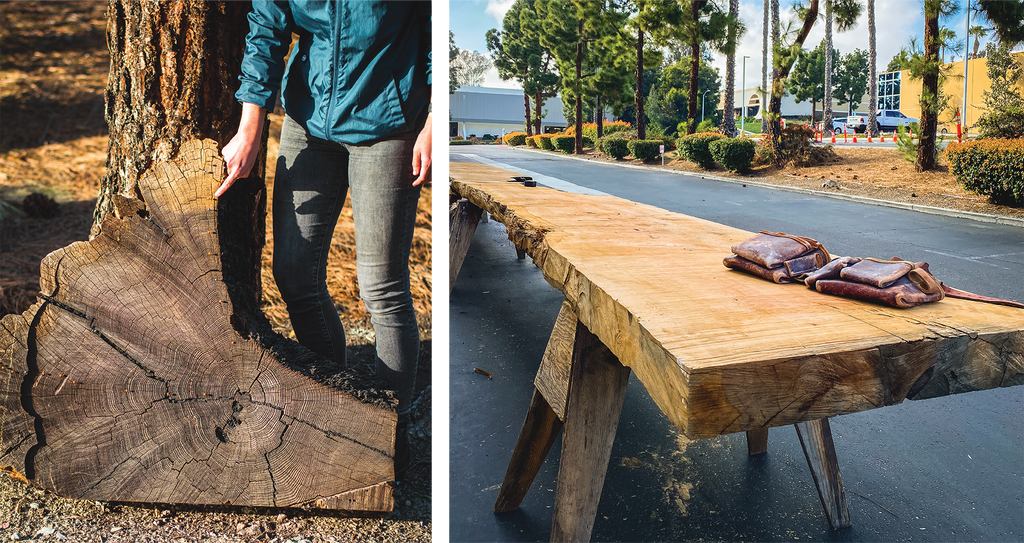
485,0,515,24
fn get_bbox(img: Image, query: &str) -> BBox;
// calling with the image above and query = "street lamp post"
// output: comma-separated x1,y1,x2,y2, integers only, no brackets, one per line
741,56,749,134
701,89,713,123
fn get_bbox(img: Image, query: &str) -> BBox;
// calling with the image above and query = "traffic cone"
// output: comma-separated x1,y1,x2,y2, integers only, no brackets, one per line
880,132,885,142
853,131,858,143
844,128,848,143
867,131,873,142
831,132,836,143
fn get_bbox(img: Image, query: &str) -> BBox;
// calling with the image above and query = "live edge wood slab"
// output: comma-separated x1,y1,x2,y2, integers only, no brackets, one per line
450,161,1024,540
0,140,396,511
451,161,1024,436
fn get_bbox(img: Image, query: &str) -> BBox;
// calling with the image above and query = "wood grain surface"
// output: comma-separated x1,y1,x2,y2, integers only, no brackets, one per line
0,140,396,510
450,161,1024,439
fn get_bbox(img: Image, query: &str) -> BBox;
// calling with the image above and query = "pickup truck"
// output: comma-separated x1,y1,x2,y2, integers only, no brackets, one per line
845,110,918,133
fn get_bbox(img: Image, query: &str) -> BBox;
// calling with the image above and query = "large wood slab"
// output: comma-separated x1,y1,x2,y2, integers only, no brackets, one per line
450,162,1024,439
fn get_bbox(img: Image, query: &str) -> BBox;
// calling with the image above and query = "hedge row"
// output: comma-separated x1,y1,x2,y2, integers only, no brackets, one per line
677,132,726,169
502,132,527,146
677,132,755,171
945,138,1024,206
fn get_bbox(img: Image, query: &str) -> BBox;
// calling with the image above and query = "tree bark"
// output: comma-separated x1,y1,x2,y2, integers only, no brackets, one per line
0,0,399,510
534,92,544,136
917,1,940,171
575,18,584,154
762,0,769,119
868,0,878,137
524,94,534,137
722,0,738,136
823,3,834,136
686,0,703,136
635,28,646,140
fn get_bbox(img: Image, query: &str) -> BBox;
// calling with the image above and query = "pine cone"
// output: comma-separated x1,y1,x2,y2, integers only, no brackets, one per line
22,192,60,219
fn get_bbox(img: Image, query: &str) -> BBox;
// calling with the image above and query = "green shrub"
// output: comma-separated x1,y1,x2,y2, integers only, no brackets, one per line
582,135,594,148
709,138,756,172
526,135,540,148
945,138,1024,206
601,138,630,159
537,134,555,150
677,132,726,169
553,135,576,153
628,140,662,161
502,132,527,146
696,119,717,133
449,138,475,145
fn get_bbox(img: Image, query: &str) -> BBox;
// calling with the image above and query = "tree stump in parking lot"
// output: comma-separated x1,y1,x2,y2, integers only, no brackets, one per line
0,140,398,511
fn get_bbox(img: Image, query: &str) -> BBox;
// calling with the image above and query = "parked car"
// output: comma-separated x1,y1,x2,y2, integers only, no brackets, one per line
846,110,918,133
831,117,848,132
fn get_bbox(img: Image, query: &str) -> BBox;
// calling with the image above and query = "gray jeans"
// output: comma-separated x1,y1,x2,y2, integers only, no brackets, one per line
273,115,421,411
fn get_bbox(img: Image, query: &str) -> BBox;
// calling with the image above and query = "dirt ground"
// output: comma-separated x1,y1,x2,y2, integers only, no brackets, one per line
1,2,430,542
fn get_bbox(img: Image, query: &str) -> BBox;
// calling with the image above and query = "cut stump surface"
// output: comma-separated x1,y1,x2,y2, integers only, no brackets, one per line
0,140,396,511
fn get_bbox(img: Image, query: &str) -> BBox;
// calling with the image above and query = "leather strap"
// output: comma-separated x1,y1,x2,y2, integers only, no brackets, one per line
941,284,1024,309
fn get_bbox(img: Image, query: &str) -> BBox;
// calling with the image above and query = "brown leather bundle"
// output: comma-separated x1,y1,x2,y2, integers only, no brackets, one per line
805,257,945,308
723,231,831,283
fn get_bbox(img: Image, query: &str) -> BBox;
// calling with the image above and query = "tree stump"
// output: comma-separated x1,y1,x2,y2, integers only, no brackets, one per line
0,140,397,511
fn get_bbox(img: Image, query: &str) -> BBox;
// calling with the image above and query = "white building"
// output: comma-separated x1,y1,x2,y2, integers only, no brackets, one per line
719,87,872,120
450,86,569,138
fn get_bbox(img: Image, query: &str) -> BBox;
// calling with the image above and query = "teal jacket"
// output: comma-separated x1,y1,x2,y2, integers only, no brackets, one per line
236,0,431,144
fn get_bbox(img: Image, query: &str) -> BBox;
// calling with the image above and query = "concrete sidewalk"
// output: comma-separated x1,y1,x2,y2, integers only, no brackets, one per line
449,218,1024,543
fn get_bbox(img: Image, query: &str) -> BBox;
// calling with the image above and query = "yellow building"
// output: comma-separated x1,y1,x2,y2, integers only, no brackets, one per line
885,51,1024,135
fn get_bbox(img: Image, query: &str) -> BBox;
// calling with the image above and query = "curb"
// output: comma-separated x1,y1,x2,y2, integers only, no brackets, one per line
511,147,1024,228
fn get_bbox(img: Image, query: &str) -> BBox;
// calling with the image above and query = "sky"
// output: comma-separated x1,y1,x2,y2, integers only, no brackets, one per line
447,0,1006,93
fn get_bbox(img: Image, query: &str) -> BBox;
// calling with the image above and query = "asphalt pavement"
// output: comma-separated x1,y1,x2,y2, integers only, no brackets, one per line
449,145,1024,543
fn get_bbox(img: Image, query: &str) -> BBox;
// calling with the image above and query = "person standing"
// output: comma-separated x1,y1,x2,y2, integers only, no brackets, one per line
216,0,431,476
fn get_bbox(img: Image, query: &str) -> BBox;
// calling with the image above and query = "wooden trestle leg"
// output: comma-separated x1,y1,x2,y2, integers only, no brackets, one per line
550,321,631,543
449,198,482,292
746,428,770,456
794,418,851,530
493,300,631,543
493,389,564,513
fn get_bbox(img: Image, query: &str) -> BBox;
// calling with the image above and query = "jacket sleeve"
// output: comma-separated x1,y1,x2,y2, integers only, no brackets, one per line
235,0,294,109
420,1,431,87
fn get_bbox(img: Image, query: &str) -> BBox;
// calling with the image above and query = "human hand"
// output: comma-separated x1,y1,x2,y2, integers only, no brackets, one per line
216,103,266,197
412,113,432,186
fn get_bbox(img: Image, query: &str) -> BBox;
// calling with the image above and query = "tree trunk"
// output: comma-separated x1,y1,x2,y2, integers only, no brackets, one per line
917,2,940,171
722,0,739,136
533,92,543,136
596,95,604,138
762,0,769,119
1,0,398,510
823,3,834,136
767,0,818,165
686,0,703,136
524,94,534,137
868,0,878,137
575,18,584,154
635,28,645,140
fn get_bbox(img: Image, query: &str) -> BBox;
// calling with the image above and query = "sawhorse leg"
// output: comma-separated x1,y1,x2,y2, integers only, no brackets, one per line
795,418,851,530
746,421,850,530
449,198,482,292
494,302,630,543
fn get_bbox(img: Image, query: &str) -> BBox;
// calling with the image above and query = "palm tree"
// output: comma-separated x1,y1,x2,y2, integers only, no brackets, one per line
762,0,769,126
723,0,740,136
969,25,989,59
867,0,878,137
823,2,834,135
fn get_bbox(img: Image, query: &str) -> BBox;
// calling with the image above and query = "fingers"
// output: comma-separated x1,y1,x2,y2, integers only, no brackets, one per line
215,169,239,197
